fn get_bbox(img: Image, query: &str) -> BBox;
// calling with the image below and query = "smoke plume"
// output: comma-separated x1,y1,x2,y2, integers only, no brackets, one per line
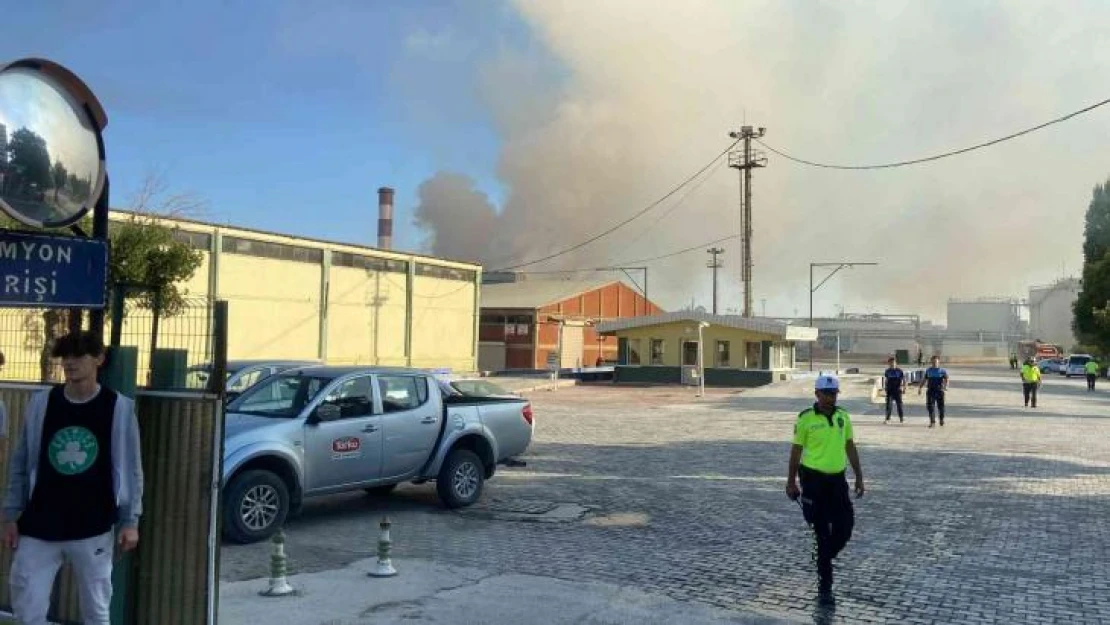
412,1,1110,320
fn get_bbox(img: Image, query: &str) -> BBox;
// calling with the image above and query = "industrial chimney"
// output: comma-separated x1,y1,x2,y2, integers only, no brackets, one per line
377,187,394,250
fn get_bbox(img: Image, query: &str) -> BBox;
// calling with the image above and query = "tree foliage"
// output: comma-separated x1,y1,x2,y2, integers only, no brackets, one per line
7,128,52,191
108,213,203,316
1073,177,1110,353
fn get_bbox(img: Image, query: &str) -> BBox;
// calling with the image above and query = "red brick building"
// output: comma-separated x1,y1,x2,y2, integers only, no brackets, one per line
478,279,663,372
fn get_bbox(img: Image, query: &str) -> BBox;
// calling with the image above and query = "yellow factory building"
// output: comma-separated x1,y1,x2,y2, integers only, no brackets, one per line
135,211,481,372
84,209,481,375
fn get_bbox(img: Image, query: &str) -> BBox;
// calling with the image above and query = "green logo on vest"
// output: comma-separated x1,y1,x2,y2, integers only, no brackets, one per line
48,426,99,475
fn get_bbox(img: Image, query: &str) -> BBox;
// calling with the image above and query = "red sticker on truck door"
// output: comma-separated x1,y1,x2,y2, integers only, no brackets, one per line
332,436,362,459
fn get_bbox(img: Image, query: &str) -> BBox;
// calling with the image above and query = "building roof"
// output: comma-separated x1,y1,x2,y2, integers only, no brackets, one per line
480,279,622,310
108,209,481,269
596,311,818,341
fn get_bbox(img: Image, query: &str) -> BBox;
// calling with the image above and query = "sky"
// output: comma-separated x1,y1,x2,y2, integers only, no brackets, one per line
6,1,1110,322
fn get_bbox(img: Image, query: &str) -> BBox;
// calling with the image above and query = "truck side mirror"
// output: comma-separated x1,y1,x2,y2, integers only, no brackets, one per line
310,403,341,424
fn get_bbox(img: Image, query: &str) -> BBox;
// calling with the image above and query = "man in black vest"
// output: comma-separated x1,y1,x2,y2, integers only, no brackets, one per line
882,356,906,424
2,332,144,625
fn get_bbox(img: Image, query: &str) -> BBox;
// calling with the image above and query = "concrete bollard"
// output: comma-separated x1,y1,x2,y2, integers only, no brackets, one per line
368,516,398,577
259,528,296,597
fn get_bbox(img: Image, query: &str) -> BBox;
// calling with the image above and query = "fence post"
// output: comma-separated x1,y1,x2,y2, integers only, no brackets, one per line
207,300,228,397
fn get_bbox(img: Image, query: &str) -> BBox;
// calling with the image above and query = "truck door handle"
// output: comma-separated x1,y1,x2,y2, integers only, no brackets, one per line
420,416,437,424
362,425,378,433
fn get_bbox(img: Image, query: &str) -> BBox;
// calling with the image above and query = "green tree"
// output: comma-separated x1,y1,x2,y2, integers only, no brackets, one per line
108,212,204,355
7,127,52,194
1073,177,1110,354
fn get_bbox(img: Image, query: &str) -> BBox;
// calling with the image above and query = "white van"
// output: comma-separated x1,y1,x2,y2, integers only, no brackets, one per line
1066,354,1092,378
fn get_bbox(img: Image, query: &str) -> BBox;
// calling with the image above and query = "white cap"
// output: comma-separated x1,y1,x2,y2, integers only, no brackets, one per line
815,375,840,391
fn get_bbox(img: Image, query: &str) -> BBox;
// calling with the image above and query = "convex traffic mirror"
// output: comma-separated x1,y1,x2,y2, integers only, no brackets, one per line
0,58,106,229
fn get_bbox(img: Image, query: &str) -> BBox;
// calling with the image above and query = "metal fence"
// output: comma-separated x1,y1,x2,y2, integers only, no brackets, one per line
0,297,214,388
110,296,214,389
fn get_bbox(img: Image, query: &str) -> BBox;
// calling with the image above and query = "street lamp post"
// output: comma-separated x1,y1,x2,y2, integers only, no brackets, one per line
697,321,709,397
808,262,878,371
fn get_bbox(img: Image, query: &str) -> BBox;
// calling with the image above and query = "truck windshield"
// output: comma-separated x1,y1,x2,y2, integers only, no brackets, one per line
229,374,331,417
1070,356,1091,366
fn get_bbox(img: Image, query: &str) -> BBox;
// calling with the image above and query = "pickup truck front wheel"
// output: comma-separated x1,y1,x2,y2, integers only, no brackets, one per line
437,449,484,508
223,469,290,544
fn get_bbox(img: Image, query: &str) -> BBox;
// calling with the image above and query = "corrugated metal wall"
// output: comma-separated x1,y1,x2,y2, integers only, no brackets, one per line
131,391,221,625
0,385,221,625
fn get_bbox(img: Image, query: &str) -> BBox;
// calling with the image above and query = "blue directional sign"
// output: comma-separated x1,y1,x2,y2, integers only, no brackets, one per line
0,231,108,308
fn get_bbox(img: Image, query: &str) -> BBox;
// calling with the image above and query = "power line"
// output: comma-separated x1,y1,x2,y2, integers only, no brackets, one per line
756,95,1110,170
607,157,727,260
490,138,741,272
612,234,739,266
496,233,739,273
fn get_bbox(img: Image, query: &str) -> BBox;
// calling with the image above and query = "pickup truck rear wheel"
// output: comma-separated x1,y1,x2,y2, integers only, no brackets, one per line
223,469,289,544
437,449,484,508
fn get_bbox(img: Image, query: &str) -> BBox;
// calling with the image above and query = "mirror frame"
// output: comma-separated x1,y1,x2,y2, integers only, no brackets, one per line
0,58,108,229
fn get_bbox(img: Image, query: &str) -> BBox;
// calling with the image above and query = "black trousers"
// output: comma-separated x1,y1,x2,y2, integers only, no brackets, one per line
926,389,945,422
885,390,904,419
1023,382,1038,407
1087,374,1097,391
799,466,854,586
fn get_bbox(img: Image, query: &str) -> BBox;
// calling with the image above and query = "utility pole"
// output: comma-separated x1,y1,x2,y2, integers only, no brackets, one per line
728,126,767,318
706,247,723,315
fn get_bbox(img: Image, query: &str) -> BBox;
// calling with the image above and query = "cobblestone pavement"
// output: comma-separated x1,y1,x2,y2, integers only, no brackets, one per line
221,366,1110,624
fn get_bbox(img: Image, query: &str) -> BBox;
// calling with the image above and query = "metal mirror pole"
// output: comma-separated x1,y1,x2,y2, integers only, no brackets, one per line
90,175,110,342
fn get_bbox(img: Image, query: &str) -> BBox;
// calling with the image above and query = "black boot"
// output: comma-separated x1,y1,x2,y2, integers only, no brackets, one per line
817,559,834,604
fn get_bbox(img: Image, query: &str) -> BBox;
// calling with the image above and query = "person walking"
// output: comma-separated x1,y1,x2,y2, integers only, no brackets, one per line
1084,357,1100,391
786,374,865,604
2,331,144,625
882,356,906,424
917,355,949,427
1020,357,1041,408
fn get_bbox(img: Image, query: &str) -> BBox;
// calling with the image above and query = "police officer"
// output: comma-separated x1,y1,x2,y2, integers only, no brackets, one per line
882,356,906,424
786,375,865,603
917,355,948,427
1020,357,1041,407
1084,357,1100,392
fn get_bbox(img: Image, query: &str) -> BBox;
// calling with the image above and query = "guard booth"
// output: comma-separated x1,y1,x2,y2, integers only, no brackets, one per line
0,58,229,624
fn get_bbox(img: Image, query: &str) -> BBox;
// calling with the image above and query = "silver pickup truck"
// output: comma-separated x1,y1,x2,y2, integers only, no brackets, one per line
220,366,534,543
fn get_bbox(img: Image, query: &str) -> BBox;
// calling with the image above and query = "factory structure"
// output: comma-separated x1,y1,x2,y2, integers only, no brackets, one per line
1028,278,1080,350
2,188,482,382
478,275,662,372
795,283,1080,364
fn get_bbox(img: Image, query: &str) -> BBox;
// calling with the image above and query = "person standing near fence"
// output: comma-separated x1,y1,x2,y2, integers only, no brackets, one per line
917,355,949,427
2,331,144,625
883,356,906,424
1020,357,1041,408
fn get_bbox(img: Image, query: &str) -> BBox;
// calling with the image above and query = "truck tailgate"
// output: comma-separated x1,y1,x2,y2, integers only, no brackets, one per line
475,399,533,460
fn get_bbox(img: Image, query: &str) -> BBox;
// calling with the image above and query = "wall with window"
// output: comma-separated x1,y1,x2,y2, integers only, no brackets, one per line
99,211,480,372
612,322,801,370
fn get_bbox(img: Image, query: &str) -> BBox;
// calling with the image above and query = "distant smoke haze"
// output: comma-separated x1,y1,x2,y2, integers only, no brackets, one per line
410,1,1110,321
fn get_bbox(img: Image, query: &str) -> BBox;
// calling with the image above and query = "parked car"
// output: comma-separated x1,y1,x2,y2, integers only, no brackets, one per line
1037,358,1066,374
220,366,534,543
1065,354,1093,378
186,359,320,400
